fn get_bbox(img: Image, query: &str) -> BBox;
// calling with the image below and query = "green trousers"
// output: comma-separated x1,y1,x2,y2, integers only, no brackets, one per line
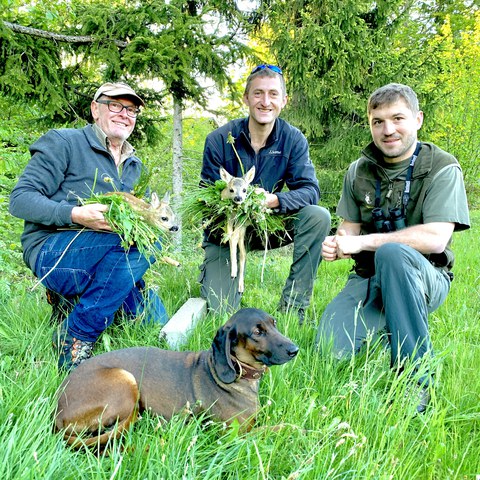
199,205,331,314
316,243,451,384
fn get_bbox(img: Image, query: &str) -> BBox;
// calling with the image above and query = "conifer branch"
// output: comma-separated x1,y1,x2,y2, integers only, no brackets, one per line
3,21,128,48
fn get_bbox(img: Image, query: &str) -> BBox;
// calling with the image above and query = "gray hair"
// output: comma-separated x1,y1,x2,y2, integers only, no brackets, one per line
368,83,420,115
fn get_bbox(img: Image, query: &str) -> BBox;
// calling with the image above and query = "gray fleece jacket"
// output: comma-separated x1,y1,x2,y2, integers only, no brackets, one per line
9,124,144,272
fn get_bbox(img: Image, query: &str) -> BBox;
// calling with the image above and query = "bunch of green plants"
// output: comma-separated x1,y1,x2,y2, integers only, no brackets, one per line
181,179,288,245
182,130,291,245
84,192,171,261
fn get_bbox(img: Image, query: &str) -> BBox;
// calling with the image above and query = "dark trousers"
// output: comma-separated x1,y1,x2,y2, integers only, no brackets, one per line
199,205,331,314
316,243,451,384
35,230,168,342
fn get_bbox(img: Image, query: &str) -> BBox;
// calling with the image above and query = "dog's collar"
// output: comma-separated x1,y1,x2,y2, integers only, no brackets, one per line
231,357,267,380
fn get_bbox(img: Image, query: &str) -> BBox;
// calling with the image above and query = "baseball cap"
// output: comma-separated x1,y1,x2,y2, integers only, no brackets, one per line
93,82,145,107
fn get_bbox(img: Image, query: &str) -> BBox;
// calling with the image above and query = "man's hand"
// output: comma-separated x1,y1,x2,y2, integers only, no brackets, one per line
322,228,363,261
335,229,363,258
254,187,279,209
71,204,111,231
321,234,339,262
323,221,455,260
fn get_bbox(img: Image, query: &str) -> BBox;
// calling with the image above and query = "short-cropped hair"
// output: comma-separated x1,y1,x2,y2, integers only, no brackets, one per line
368,83,420,115
244,68,286,97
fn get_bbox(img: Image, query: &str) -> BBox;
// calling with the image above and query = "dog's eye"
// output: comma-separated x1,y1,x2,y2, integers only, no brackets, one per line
242,188,247,193
252,327,263,336
161,217,168,221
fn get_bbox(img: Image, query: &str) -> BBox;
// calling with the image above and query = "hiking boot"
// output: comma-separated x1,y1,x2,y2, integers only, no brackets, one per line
401,383,431,415
45,288,77,325
53,320,94,371
278,300,306,325
413,385,431,414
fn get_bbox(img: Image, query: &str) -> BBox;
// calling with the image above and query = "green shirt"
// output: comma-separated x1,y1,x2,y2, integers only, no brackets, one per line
337,141,470,276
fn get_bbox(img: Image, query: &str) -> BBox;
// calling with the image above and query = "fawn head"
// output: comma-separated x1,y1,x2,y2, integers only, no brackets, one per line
148,191,179,232
115,191,179,232
220,166,256,205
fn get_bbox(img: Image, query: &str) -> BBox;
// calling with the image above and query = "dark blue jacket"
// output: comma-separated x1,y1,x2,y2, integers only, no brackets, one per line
9,125,143,271
201,117,320,215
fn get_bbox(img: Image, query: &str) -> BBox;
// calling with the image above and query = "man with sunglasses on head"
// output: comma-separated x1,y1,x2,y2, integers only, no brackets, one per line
10,82,169,371
199,64,331,323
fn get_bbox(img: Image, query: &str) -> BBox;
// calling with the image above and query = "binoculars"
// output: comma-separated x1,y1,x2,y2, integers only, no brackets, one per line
372,207,406,232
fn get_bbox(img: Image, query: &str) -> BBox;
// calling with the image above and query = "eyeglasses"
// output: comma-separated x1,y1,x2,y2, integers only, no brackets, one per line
250,64,283,75
96,99,140,118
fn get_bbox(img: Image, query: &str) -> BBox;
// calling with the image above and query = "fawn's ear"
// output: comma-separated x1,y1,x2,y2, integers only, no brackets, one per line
150,192,160,208
244,166,256,185
161,191,171,205
219,167,233,184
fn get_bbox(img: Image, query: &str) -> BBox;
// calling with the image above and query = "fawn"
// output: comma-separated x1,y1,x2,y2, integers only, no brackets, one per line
107,191,180,266
109,191,179,233
220,166,256,293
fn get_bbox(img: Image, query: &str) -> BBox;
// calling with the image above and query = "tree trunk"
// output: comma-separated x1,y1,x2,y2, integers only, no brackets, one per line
172,96,183,250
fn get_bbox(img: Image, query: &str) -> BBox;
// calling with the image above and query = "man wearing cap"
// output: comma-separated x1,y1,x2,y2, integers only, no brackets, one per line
10,82,169,370
199,65,331,322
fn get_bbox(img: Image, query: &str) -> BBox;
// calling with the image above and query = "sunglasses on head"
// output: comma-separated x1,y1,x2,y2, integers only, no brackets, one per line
250,64,283,75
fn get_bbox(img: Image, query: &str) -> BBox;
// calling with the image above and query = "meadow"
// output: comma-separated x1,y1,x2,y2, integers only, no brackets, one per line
0,204,478,479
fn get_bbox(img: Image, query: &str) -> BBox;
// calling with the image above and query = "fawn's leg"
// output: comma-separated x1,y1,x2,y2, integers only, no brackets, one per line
228,221,239,278
237,227,247,293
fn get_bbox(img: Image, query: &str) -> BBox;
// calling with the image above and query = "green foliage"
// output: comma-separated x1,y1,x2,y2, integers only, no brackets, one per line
84,192,173,260
260,1,408,140
0,0,254,132
135,115,213,195
417,11,480,207
0,98,41,287
181,180,287,244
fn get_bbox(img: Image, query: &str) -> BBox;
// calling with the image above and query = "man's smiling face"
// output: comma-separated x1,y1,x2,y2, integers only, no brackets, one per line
243,75,287,128
91,96,137,143
368,99,423,163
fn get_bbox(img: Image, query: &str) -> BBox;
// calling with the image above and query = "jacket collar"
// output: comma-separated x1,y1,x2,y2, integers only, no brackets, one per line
237,117,279,149
362,141,433,178
91,123,135,161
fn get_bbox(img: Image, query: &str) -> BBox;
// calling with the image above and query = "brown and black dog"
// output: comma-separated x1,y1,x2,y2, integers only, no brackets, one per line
55,308,299,447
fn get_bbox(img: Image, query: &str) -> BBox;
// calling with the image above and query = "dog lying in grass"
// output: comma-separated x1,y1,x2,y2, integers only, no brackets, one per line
55,308,299,448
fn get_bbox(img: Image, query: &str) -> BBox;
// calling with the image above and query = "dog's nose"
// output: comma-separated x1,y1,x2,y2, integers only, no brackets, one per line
288,345,299,357
170,226,179,232
233,196,243,203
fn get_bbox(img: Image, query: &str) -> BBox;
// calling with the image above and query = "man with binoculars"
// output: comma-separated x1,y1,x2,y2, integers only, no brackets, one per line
316,83,470,413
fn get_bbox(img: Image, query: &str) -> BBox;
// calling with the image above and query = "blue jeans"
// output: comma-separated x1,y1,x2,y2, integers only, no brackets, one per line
35,230,168,342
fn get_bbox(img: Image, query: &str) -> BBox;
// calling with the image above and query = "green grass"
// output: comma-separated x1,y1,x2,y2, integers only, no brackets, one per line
0,212,478,479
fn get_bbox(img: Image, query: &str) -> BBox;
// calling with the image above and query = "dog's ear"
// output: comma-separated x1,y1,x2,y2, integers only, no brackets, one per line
212,325,237,384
